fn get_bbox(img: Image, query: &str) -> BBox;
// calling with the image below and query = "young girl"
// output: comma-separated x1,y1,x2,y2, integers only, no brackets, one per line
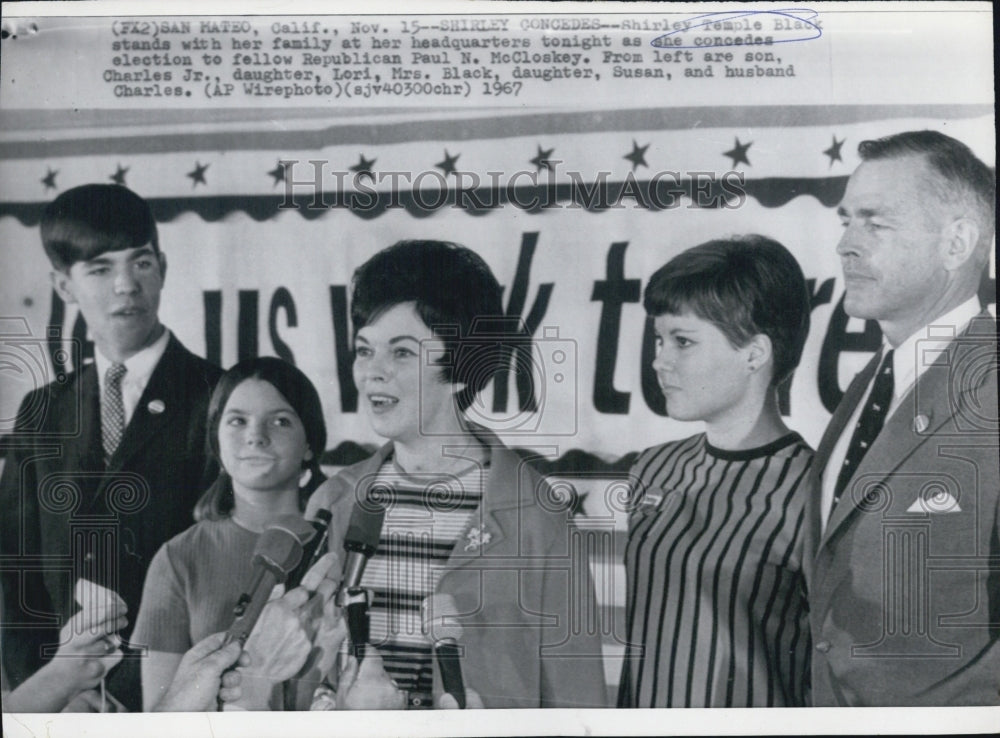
307,240,607,709
618,236,814,708
133,357,335,710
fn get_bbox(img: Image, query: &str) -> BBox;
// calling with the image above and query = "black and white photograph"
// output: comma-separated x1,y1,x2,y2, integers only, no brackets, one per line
0,1,995,735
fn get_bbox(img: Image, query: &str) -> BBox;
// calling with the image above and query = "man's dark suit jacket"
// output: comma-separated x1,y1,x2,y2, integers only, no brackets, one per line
803,314,999,705
0,334,222,710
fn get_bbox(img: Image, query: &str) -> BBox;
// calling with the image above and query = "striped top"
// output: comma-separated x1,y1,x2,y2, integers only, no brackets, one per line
618,433,813,707
359,459,485,700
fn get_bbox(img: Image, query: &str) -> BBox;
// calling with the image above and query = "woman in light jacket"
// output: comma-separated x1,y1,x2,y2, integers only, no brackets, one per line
307,240,607,709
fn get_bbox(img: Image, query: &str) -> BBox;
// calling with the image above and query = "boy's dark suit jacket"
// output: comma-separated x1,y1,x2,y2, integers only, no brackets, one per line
803,314,999,705
0,334,222,711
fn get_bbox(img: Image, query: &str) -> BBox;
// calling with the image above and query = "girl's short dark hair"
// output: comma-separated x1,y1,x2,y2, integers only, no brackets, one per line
40,184,160,271
643,235,810,386
194,357,327,521
350,240,505,411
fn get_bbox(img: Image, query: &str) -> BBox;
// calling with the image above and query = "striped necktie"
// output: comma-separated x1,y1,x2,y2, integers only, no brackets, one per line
102,363,127,461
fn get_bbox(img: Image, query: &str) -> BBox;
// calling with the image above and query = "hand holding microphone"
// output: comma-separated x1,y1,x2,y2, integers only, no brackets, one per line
294,550,348,680
280,549,348,709
2,583,129,712
219,514,314,710
422,593,467,709
153,631,249,712
223,514,315,648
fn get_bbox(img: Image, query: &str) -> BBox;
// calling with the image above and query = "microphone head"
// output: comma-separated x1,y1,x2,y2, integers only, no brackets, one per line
421,593,463,642
344,495,386,558
252,514,312,580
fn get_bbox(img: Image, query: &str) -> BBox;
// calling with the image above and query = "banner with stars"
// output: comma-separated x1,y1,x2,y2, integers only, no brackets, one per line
2,107,994,469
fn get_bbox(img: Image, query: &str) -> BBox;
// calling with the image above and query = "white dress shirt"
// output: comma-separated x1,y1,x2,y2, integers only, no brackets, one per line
820,296,982,531
95,328,171,427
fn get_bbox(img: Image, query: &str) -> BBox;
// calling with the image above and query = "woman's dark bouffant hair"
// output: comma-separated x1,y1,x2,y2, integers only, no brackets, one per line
194,357,327,522
350,240,506,412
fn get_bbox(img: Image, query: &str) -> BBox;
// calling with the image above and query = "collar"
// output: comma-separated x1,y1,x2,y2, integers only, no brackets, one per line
888,296,981,402
95,327,171,392
343,424,532,514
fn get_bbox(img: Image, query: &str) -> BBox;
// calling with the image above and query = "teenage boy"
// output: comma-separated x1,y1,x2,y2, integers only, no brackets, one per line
0,184,222,710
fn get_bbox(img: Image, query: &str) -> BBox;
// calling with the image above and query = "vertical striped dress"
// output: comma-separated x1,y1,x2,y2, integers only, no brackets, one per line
618,432,813,707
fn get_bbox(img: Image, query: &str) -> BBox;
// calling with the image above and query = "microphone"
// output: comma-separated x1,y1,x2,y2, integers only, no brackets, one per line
284,508,333,591
337,494,387,662
421,593,466,709
338,497,387,596
224,514,316,647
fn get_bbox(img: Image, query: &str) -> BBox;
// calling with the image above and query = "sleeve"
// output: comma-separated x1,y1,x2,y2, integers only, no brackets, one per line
538,515,610,708
0,390,54,685
131,542,191,655
920,461,1000,705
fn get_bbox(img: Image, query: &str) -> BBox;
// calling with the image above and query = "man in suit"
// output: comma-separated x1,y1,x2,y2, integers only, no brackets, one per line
0,184,222,710
805,130,998,705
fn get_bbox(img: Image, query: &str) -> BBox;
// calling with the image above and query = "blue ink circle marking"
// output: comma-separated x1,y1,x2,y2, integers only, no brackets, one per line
652,9,822,50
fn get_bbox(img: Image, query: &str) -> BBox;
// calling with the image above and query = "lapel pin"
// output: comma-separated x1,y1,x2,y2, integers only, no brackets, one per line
147,399,166,415
913,414,930,434
638,489,665,510
464,525,492,552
